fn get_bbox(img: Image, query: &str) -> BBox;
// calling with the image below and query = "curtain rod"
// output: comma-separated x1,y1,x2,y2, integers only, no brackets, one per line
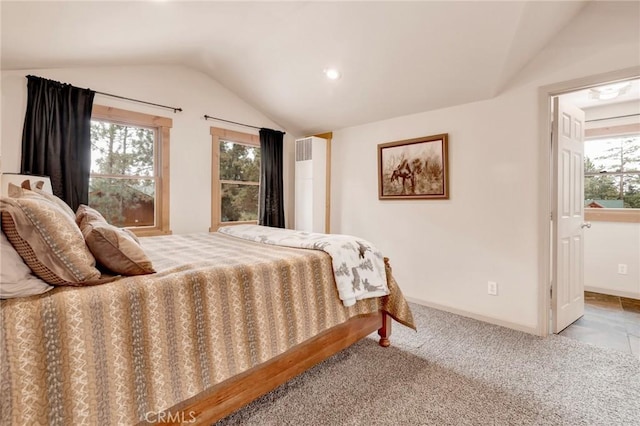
25,75,183,113
586,113,639,123
95,91,182,113
203,114,285,134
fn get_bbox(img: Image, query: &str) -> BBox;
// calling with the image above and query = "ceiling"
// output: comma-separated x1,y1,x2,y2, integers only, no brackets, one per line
1,1,589,135
561,78,640,109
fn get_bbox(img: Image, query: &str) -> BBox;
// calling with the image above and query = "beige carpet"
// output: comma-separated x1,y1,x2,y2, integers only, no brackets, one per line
216,303,640,425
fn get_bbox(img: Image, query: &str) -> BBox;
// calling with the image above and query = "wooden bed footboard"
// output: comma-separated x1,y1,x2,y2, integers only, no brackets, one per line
139,311,391,426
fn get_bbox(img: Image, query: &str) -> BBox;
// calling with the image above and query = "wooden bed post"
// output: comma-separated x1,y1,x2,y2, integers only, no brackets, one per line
378,311,392,347
378,256,394,347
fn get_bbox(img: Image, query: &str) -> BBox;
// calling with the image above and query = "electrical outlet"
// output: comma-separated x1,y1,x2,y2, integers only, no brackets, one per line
618,264,628,275
488,281,498,296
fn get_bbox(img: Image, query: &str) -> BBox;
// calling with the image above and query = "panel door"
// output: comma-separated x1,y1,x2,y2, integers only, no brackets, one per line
552,97,586,333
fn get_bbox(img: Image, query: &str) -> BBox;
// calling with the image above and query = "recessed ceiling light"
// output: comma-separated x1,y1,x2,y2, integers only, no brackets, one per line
324,68,341,80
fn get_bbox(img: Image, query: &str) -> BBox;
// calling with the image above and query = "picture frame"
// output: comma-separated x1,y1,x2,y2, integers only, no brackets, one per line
378,133,449,199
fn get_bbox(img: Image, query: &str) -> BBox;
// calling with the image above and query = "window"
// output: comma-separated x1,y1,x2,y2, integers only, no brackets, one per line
90,105,171,236
210,127,260,231
584,124,640,223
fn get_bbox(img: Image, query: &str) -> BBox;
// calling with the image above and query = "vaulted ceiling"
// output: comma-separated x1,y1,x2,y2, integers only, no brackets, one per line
1,1,588,135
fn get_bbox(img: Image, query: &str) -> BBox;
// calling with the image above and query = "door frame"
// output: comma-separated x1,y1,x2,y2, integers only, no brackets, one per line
537,66,640,336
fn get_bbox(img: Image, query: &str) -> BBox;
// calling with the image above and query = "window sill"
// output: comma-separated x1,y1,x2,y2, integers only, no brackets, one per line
128,228,173,237
585,208,640,223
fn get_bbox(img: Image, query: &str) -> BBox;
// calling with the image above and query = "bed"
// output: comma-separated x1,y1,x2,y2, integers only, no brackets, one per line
1,228,415,425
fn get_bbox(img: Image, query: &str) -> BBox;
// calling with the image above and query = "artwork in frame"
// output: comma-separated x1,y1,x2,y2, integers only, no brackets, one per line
378,133,449,199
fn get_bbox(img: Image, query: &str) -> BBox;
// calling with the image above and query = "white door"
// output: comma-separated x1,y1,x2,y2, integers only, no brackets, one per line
552,97,587,333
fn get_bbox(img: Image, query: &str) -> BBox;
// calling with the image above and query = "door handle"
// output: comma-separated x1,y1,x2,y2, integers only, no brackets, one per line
581,222,591,229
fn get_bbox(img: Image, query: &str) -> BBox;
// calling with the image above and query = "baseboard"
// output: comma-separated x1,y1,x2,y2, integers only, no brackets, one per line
584,286,640,300
406,297,540,336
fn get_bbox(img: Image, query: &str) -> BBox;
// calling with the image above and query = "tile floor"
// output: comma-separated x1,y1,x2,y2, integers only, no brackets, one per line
559,291,640,358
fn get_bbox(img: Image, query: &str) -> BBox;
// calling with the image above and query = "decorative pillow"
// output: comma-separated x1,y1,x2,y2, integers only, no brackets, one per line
0,230,53,298
122,228,140,244
76,204,107,226
80,219,155,276
76,204,141,244
0,197,101,285
33,188,76,220
7,182,76,221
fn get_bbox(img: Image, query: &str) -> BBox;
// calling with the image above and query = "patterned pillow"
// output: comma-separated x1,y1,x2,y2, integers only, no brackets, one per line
80,219,155,276
7,181,76,219
0,197,101,285
32,188,76,220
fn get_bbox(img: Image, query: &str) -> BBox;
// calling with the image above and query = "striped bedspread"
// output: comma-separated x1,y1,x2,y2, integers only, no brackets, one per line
0,232,414,425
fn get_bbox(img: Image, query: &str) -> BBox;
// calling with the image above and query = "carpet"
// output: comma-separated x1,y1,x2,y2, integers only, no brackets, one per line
216,303,640,425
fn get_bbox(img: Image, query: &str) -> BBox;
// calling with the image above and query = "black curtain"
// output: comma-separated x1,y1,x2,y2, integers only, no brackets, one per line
258,128,285,228
21,75,95,211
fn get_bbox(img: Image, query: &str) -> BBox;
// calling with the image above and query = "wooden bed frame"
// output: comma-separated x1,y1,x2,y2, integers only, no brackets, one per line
139,311,392,425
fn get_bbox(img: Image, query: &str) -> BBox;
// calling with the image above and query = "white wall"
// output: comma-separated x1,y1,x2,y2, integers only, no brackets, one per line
584,222,640,299
330,1,640,332
582,100,640,299
0,65,297,234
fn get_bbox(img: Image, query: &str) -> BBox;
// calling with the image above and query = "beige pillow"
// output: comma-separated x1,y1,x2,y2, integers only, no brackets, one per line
76,203,140,243
33,188,75,220
76,204,107,226
80,219,155,276
6,182,76,221
0,197,101,285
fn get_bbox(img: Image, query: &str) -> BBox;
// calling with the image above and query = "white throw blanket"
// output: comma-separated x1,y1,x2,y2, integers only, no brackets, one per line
218,225,389,306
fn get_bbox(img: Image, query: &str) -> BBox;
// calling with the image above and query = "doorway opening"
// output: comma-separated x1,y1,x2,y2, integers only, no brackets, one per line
538,67,640,340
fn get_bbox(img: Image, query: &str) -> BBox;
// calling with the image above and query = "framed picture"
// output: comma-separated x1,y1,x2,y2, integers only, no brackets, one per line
378,133,449,199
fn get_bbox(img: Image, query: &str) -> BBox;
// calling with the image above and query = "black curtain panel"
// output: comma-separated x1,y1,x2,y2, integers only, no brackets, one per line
20,75,95,211
258,128,285,228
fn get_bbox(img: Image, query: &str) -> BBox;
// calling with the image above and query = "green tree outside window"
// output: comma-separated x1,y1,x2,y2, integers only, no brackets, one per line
584,135,640,208
89,121,156,226
219,141,261,222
